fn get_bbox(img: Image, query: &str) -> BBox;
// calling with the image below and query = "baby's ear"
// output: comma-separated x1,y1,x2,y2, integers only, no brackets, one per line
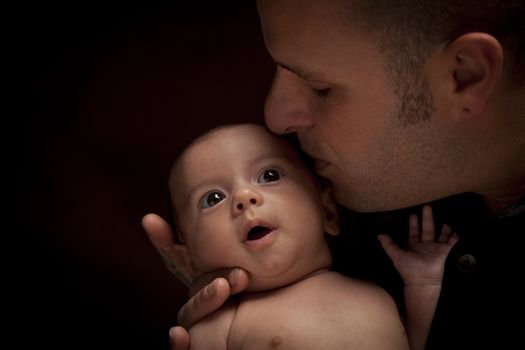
321,187,340,236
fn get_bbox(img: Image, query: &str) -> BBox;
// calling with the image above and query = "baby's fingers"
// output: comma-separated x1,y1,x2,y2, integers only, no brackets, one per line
448,230,460,248
408,214,420,245
378,233,404,262
438,223,452,243
438,224,460,252
421,205,436,241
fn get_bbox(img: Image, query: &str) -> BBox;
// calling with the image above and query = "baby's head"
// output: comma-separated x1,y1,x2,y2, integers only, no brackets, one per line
169,124,339,291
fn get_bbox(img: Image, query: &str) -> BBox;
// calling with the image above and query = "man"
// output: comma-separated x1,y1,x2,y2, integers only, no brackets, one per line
143,0,524,348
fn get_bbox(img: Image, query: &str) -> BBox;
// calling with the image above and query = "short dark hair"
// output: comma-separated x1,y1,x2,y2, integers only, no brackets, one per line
349,0,525,85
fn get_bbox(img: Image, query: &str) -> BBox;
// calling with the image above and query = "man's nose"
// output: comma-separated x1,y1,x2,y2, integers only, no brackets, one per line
264,66,314,135
232,187,263,214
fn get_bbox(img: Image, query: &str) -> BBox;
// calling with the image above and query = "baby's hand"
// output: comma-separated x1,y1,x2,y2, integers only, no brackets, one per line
378,205,458,286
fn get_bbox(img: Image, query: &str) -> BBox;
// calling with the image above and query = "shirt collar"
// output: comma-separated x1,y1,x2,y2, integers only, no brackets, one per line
496,196,525,218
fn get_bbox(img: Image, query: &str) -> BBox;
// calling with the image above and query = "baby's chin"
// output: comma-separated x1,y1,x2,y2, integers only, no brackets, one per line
244,278,292,293
244,266,330,293
242,254,333,292
242,267,302,292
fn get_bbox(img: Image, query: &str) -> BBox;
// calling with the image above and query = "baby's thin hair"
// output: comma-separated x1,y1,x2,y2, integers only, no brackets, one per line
166,122,331,242
167,123,264,243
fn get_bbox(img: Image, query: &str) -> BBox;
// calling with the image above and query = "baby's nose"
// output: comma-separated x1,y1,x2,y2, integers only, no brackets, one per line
236,197,258,210
233,187,262,213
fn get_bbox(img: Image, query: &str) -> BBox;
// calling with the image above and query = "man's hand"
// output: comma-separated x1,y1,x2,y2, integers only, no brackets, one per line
178,270,250,327
142,213,194,286
142,213,250,349
168,274,249,349
168,326,190,350
377,205,458,285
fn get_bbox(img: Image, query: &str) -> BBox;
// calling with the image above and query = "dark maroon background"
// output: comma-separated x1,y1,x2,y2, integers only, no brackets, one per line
19,3,273,348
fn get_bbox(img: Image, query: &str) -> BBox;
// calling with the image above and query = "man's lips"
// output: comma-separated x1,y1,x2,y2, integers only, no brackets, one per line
312,158,331,171
300,147,331,171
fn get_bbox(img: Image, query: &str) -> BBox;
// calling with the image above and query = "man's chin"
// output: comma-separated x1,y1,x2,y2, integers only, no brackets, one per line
332,186,392,213
334,187,431,213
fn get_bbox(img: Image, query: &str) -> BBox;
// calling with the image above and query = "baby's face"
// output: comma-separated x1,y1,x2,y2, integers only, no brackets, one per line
170,125,333,291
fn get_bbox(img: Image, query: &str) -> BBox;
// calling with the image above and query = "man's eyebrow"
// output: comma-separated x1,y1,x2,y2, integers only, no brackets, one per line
277,62,328,82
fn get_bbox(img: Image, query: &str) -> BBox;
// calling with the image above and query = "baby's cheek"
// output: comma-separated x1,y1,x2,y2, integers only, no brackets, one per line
192,245,227,274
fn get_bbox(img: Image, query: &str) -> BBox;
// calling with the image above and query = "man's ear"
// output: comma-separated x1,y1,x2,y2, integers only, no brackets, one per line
442,33,503,119
321,187,340,236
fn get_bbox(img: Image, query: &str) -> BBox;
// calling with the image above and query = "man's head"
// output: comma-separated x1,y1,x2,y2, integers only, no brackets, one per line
257,0,525,212
169,124,338,291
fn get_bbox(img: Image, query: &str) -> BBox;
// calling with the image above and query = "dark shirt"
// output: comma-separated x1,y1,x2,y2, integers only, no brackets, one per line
330,194,525,350
427,195,525,349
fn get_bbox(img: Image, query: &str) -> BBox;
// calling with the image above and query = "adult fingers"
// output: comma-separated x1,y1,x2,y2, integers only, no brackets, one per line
188,267,250,297
142,213,193,286
177,277,231,329
169,326,190,350
177,268,250,329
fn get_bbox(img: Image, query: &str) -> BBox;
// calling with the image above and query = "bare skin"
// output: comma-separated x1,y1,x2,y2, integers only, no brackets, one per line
145,125,456,349
160,125,409,349
144,0,525,348
379,205,458,350
189,271,408,350
144,205,455,350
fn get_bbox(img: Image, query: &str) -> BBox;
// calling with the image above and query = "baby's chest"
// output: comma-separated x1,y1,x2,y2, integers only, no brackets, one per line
228,296,321,349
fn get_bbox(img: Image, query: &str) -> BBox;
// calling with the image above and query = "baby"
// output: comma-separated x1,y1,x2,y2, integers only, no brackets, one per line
165,123,455,349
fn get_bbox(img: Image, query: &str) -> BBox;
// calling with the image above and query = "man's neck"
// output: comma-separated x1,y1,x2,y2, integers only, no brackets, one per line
480,89,525,215
482,182,525,216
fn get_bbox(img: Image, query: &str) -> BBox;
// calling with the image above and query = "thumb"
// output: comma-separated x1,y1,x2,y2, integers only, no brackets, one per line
142,213,176,251
377,233,403,261
142,213,195,286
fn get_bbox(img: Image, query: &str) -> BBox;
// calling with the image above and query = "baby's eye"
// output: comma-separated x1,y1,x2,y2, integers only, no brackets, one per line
257,168,281,183
200,191,225,209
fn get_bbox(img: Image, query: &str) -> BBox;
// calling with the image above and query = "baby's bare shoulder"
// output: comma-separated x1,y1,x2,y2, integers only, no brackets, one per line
307,271,395,302
293,272,401,318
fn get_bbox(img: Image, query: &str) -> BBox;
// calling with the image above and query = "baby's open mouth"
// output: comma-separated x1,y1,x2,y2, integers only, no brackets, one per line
247,226,272,241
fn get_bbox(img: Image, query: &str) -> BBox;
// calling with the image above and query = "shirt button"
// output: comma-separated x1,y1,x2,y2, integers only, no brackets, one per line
457,254,476,273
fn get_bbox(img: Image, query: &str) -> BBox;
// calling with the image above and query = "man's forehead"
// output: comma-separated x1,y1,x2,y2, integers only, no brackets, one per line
257,0,361,78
